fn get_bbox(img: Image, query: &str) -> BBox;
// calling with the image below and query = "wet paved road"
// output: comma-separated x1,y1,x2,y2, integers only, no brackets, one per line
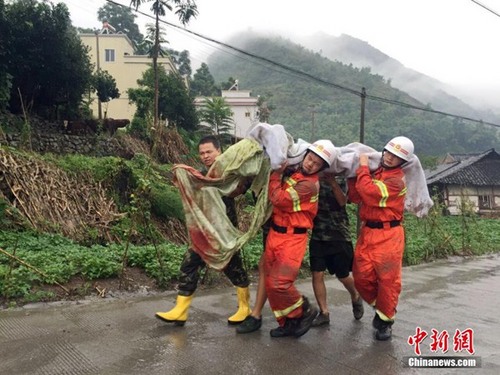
1,253,499,374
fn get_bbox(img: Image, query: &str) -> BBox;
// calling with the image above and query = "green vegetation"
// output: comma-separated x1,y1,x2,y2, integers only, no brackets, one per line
0,230,187,299
403,209,500,266
3,0,93,119
96,2,145,53
129,0,198,129
40,152,183,218
197,96,234,148
128,65,199,136
1,0,200,135
1,202,498,303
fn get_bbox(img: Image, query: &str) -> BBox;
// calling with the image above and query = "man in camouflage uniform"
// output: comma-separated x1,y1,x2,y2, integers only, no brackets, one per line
155,135,251,326
309,173,364,326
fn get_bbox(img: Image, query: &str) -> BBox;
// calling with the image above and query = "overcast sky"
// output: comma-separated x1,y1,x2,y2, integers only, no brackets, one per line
60,0,500,97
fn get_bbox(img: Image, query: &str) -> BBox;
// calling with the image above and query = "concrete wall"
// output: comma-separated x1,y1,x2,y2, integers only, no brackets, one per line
1,127,131,159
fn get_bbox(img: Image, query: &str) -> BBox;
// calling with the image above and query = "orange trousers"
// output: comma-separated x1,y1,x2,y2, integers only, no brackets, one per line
264,229,308,326
352,226,405,319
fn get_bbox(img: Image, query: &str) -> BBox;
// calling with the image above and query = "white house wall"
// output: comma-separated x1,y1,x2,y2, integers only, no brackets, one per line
446,185,500,215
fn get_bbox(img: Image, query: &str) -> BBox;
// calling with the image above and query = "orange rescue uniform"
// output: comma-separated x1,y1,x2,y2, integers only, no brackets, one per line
264,170,319,326
348,165,406,320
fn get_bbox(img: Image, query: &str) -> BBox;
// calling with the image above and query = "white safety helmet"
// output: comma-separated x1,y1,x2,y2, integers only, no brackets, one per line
384,136,414,161
307,139,337,167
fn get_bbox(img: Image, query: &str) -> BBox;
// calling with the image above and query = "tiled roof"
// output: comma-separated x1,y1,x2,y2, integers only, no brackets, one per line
424,162,458,179
443,152,482,163
426,149,500,186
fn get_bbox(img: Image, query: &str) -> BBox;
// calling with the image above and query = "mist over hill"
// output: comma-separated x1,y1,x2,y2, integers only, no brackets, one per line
206,32,500,155
295,33,500,122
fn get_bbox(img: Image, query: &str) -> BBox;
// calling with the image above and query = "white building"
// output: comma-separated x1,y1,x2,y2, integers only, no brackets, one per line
79,23,179,121
195,83,260,139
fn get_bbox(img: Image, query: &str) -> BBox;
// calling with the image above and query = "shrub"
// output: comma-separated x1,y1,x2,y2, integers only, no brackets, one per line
129,116,150,141
150,185,185,221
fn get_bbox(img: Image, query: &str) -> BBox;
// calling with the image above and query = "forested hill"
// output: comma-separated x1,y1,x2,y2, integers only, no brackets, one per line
295,33,500,124
207,33,500,156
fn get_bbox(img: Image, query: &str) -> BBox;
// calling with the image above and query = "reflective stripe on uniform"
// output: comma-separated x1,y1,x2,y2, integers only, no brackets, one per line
286,186,301,212
285,177,302,211
373,179,389,207
284,176,318,212
273,297,304,318
376,308,395,322
398,186,407,196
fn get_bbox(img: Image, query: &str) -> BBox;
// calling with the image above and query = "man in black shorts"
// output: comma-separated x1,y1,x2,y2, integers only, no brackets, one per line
309,173,364,326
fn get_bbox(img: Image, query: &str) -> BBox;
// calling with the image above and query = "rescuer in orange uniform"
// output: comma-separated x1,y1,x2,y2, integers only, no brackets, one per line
265,140,337,338
347,136,414,341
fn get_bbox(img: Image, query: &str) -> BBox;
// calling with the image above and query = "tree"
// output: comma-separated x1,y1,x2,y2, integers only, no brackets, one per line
257,94,274,123
4,0,93,119
220,76,237,90
0,0,12,111
141,23,169,58
167,49,192,77
198,97,234,147
128,65,197,131
97,2,146,54
190,63,218,97
130,0,198,130
92,70,120,118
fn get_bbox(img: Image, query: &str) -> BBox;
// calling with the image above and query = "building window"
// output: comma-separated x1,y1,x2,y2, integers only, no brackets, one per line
105,49,115,62
245,112,250,117
478,195,492,209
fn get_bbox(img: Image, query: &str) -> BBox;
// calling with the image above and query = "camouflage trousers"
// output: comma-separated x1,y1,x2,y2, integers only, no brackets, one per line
177,248,249,296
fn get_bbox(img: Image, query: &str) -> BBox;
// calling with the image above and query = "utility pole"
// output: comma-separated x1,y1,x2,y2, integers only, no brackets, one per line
356,87,367,236
359,87,366,143
310,105,316,141
95,30,102,120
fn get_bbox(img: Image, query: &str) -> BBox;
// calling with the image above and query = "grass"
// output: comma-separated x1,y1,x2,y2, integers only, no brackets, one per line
0,231,187,300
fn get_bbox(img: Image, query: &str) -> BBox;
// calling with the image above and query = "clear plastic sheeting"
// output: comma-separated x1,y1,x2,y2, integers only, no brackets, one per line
328,142,433,218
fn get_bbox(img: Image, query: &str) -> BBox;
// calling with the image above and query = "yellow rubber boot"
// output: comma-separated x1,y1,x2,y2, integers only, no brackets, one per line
228,287,251,325
155,295,193,326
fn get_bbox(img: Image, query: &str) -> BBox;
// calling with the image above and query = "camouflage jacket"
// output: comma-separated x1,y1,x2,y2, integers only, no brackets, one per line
310,180,351,242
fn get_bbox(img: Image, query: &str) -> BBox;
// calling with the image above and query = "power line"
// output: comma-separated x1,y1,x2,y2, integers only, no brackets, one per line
471,0,500,18
106,0,500,129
